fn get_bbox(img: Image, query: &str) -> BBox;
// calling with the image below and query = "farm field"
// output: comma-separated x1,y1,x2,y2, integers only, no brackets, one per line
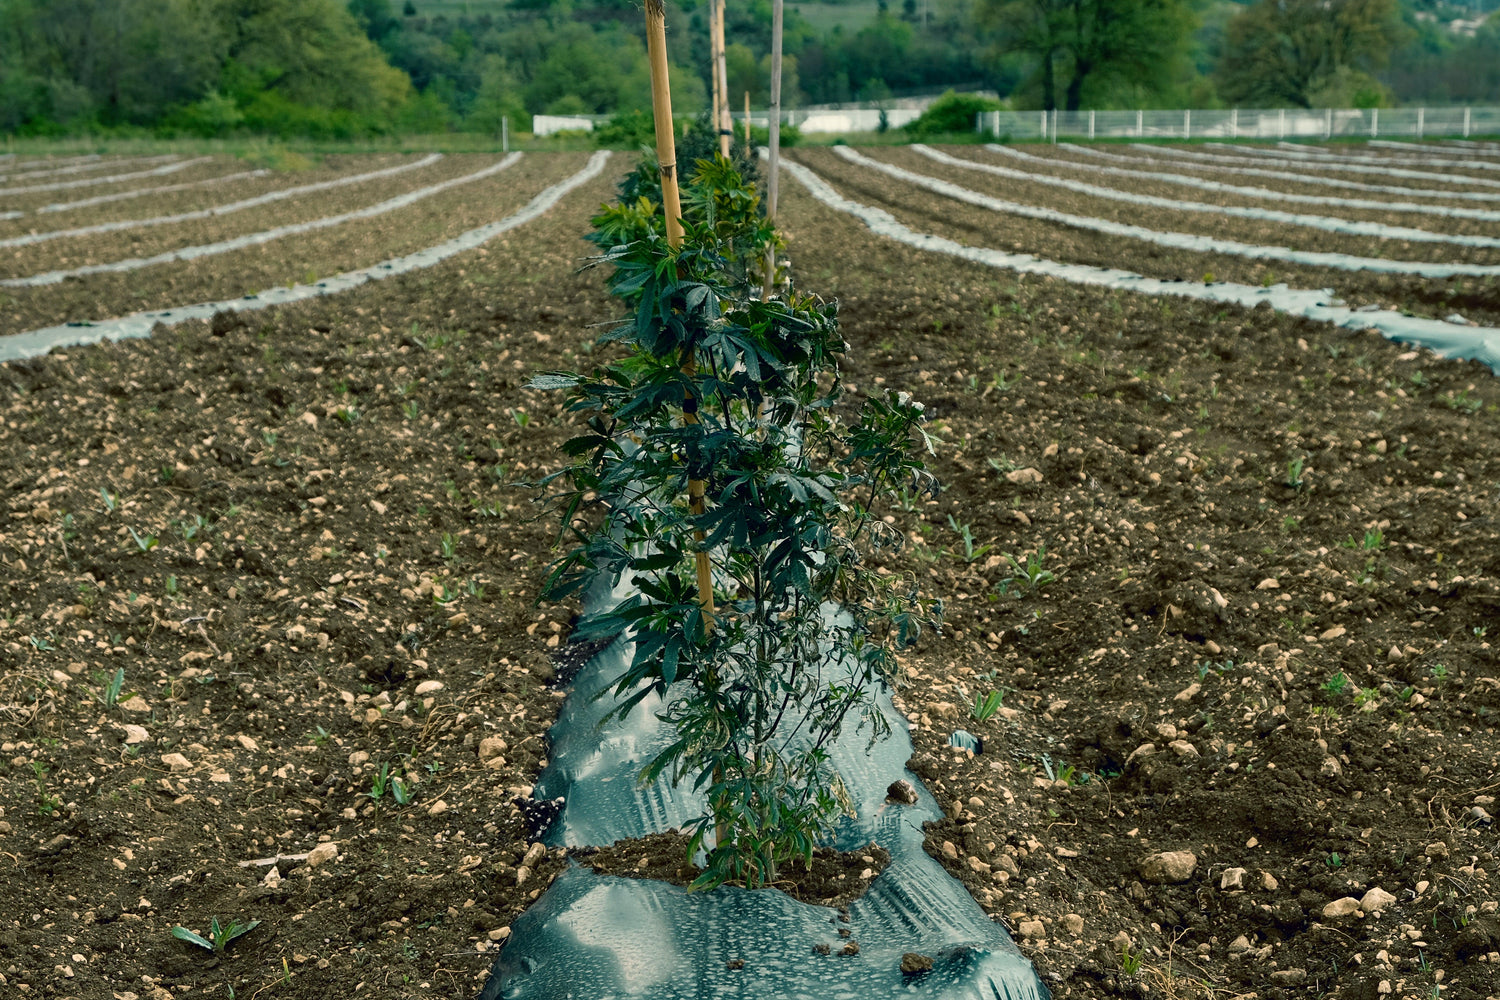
0,142,1496,1000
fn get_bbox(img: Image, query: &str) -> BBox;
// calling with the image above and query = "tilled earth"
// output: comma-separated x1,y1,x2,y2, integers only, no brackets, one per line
0,149,1496,1000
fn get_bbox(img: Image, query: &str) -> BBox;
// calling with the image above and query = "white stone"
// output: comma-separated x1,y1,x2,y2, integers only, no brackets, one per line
1220,867,1247,890
414,680,444,696
1359,887,1397,914
1140,851,1198,883
1322,897,1362,919
306,842,338,867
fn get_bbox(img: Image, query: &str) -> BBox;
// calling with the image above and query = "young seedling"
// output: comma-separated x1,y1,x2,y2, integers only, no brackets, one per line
367,763,392,800
127,527,158,553
945,515,992,564
97,667,125,708
1000,545,1056,595
1321,672,1349,697
1285,456,1306,490
971,689,1006,722
390,775,414,806
171,916,261,954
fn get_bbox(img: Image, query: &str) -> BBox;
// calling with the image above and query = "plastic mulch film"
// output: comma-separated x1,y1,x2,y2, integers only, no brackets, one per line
481,601,1049,1000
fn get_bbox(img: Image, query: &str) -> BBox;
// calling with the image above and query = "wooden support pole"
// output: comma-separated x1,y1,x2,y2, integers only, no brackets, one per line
744,90,751,146
645,0,684,248
645,0,714,624
714,0,731,157
708,0,721,155
761,0,783,300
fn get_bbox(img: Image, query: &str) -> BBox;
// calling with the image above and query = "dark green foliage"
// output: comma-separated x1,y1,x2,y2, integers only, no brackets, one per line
594,108,659,149
903,90,1002,137
976,0,1199,111
1214,0,1407,108
532,159,939,890
0,0,411,136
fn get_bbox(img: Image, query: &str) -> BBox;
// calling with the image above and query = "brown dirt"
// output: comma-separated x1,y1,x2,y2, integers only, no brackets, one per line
0,157,405,229
795,145,1500,328
954,147,1500,238
0,153,590,335
0,155,490,278
572,831,891,909
776,168,1500,1000
880,145,1500,251
1027,143,1500,197
0,146,1495,1000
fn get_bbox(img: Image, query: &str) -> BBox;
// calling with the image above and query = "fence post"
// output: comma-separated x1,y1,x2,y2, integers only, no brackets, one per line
1184,109,1190,140
1231,108,1238,139
1136,109,1143,137
1278,108,1285,139
1039,110,1046,140
994,110,1000,138
1052,109,1058,143
502,116,509,152
1417,107,1424,139
1464,107,1471,138
1089,109,1095,141
1324,107,1331,140
1371,108,1377,138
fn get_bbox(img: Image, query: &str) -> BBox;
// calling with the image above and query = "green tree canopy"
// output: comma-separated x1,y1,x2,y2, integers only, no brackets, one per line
978,0,1197,110
1215,0,1408,108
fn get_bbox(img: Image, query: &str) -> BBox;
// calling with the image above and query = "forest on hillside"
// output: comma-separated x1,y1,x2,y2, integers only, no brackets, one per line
0,0,1498,137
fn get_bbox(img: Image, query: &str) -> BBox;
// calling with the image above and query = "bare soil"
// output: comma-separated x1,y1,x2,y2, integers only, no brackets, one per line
0,148,1496,1000
795,145,1500,328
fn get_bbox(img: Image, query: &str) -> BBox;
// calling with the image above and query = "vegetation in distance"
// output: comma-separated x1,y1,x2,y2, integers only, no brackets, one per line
1,0,1496,140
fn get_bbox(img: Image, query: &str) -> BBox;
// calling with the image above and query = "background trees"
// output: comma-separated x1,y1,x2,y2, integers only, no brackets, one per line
976,0,1197,111
0,0,1496,138
1214,0,1409,108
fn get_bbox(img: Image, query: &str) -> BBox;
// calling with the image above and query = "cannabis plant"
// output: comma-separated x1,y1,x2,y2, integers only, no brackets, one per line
534,156,938,889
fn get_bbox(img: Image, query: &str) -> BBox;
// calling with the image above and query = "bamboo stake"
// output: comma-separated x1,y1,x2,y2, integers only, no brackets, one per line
644,0,714,624
744,90,751,146
714,0,731,157
761,0,783,300
707,0,721,155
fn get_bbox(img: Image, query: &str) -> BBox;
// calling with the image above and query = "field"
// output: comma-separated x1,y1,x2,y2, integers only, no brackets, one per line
0,140,1496,1000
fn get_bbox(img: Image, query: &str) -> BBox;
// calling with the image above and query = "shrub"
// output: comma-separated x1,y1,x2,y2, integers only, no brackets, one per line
533,155,939,889
904,89,1002,138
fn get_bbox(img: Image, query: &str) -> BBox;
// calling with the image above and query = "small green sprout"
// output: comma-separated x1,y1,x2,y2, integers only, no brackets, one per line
367,763,391,800
1285,456,1306,489
171,916,261,954
127,527,158,553
971,690,1006,722
98,667,125,708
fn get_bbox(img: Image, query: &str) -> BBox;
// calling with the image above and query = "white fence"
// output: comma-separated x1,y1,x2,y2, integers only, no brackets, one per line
980,107,1500,142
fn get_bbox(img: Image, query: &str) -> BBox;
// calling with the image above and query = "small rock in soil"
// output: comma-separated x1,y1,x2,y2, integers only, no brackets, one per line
1139,851,1197,883
1322,897,1361,919
900,952,934,975
886,779,919,805
306,842,338,867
